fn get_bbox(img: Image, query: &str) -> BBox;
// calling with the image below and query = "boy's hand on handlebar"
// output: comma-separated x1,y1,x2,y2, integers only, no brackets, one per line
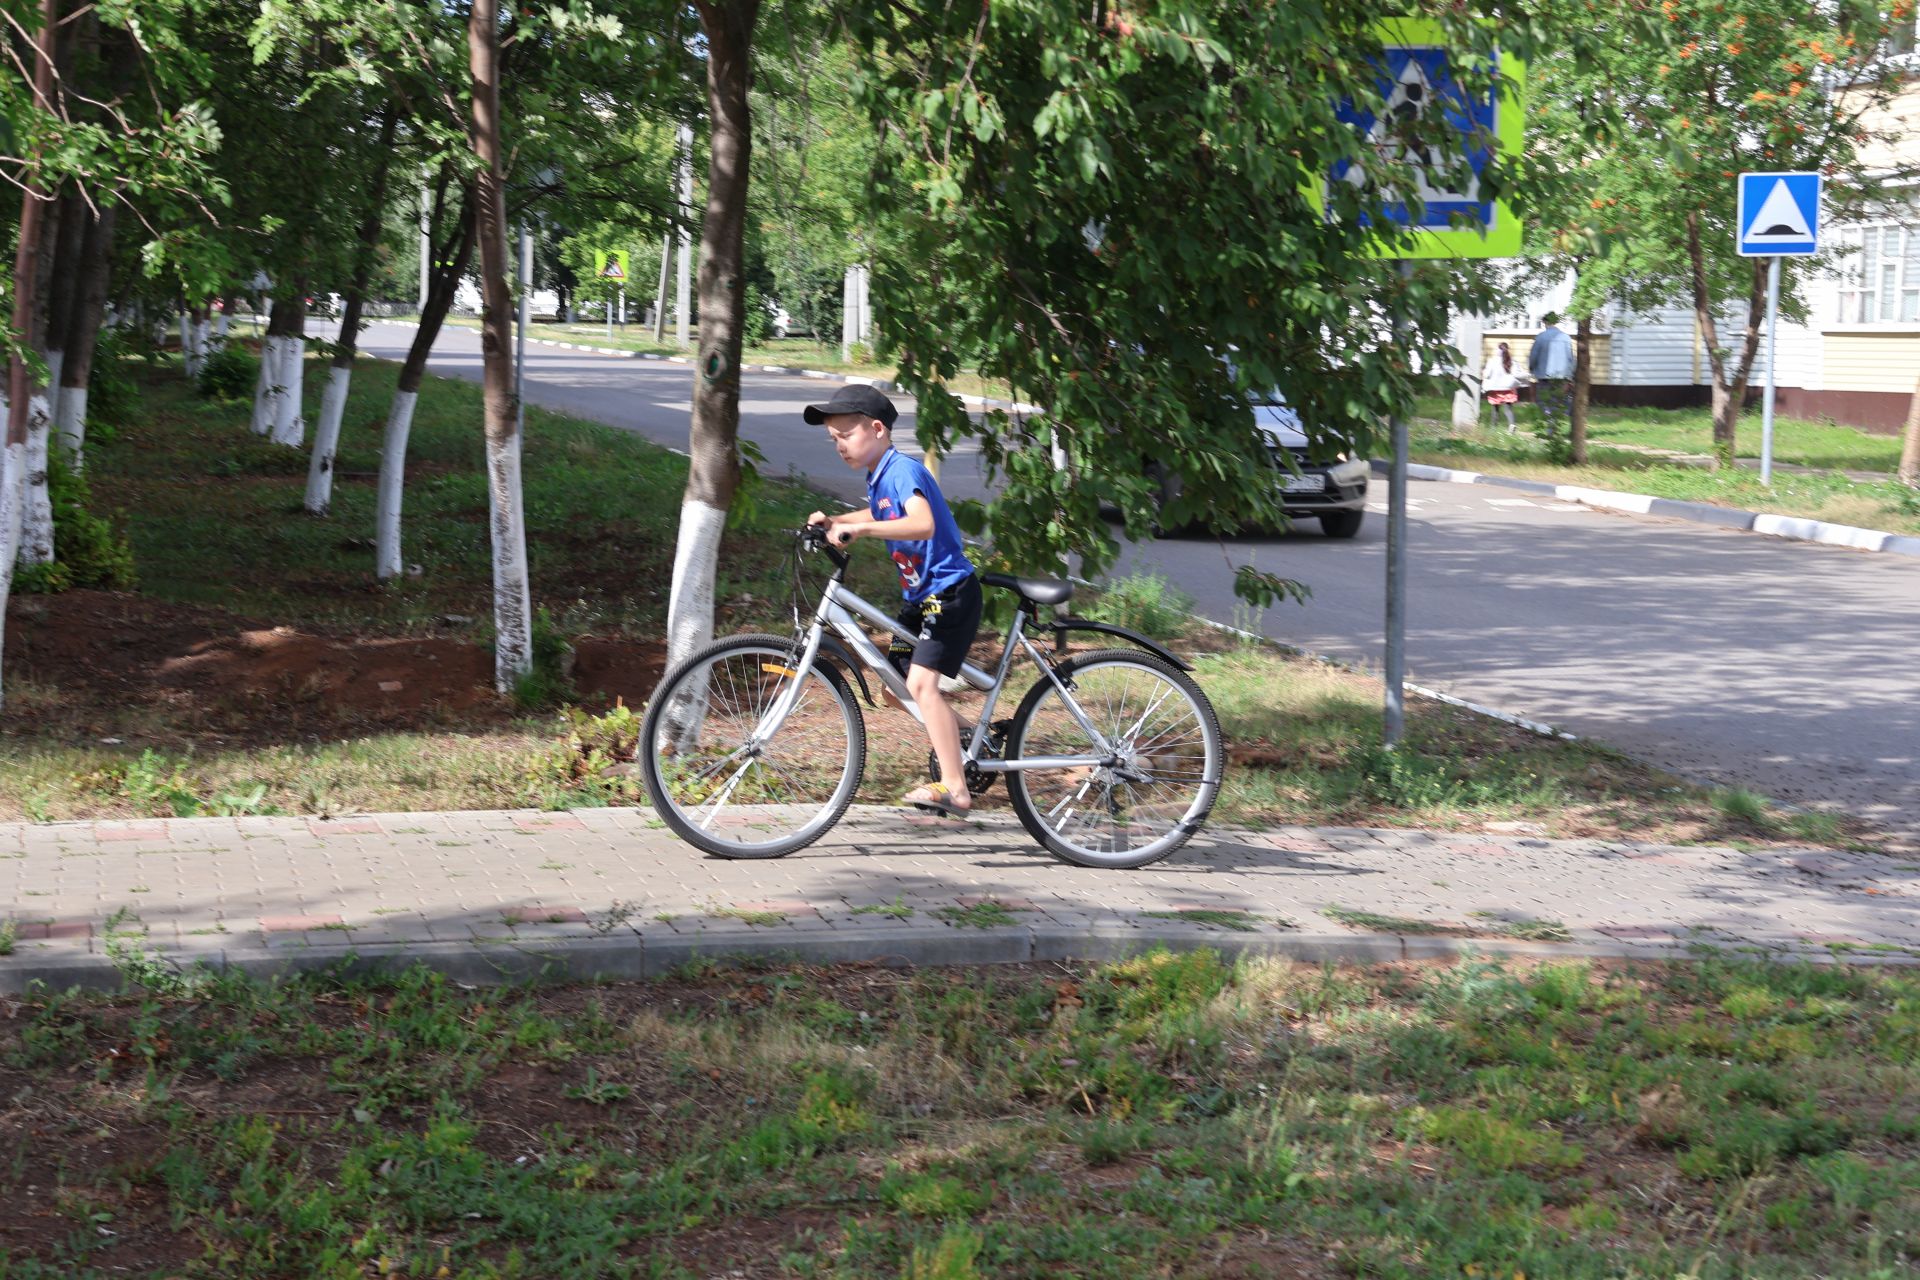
825,523,857,548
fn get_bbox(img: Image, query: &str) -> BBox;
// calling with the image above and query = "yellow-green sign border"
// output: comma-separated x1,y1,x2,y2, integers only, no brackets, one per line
1308,18,1526,261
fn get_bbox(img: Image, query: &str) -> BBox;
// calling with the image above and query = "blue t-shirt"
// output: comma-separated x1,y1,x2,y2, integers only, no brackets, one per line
866,447,974,602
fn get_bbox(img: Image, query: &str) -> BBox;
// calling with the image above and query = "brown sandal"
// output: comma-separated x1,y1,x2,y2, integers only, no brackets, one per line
901,782,971,818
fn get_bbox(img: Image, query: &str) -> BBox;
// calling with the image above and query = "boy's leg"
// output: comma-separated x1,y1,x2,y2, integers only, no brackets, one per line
898,577,983,812
906,664,969,809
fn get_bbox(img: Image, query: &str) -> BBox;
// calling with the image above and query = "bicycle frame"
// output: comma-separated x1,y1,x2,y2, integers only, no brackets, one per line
751,558,1116,773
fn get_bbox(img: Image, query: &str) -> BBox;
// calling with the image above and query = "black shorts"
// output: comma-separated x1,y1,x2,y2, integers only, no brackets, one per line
887,574,982,679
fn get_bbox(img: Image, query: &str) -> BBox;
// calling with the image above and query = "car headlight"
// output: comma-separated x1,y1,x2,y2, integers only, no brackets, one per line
1329,459,1370,486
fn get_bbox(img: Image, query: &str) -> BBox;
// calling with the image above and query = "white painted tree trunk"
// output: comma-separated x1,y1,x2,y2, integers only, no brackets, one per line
374,389,418,579
270,338,305,446
665,499,727,671
250,335,282,435
192,316,212,369
212,313,229,350
0,440,23,714
486,431,533,692
18,394,54,566
44,350,62,429
55,386,87,467
305,365,352,515
178,312,192,376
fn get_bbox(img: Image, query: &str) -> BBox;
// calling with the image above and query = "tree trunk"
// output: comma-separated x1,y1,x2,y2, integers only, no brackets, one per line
56,201,116,466
1898,371,1920,488
376,185,477,579
1687,212,1769,468
42,187,86,424
2,0,59,715
270,291,308,447
307,107,398,516
251,298,289,436
466,6,532,693
665,0,760,676
1571,313,1592,466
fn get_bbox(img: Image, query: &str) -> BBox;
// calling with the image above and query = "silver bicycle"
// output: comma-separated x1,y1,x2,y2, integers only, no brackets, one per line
639,527,1224,869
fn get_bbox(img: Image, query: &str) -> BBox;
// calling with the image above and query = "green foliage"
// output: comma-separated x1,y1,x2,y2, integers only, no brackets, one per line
83,330,140,432
511,607,576,711
742,283,773,347
853,1,1530,587
14,456,137,594
196,344,257,400
1083,573,1194,640
902,1225,984,1280
526,700,644,809
1421,1106,1584,1172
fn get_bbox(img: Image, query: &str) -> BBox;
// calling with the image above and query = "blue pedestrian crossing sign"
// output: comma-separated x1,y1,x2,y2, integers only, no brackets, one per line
1311,19,1526,259
1737,172,1821,257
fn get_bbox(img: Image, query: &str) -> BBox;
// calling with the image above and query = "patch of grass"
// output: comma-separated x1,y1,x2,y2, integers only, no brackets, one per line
3,954,1920,1275
1141,908,1263,932
853,897,915,920
934,902,1025,929
1325,905,1458,935
1412,410,1920,534
1081,572,1196,641
707,906,787,927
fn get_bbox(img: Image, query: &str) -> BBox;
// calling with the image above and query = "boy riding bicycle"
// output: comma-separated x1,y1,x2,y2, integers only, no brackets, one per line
803,385,981,817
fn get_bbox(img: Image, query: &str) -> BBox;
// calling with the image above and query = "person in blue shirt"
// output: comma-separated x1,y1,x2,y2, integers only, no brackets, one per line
1528,313,1576,447
804,385,981,818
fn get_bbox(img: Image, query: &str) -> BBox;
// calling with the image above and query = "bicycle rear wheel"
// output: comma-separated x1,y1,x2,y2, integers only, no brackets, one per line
1004,649,1223,869
640,633,866,858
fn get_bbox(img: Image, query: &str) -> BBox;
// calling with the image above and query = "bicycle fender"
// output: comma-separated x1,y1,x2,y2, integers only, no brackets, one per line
1048,618,1192,671
814,634,881,708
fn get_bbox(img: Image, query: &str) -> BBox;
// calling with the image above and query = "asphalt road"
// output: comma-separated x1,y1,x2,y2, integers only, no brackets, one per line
345,320,1920,837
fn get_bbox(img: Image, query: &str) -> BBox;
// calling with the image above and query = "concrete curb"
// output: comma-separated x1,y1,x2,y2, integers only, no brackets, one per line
1378,459,1918,557
7,921,1910,994
373,318,1045,417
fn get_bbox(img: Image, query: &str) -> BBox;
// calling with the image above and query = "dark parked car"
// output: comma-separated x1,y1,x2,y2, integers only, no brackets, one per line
1145,394,1370,538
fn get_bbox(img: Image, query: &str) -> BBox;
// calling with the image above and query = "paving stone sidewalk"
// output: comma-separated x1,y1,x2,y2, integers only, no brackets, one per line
4,806,1917,990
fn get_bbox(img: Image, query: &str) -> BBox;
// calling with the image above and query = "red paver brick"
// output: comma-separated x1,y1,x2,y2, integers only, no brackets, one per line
307,820,384,837
260,914,345,932
502,905,588,924
8,920,91,940
96,826,168,842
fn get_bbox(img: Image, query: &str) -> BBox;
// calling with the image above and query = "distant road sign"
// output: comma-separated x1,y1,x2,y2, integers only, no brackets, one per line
1315,18,1525,259
1737,172,1821,257
596,250,631,281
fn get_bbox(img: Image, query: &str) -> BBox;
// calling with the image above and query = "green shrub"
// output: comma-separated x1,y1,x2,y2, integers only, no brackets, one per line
14,456,137,593
742,283,773,347
510,607,576,710
1084,572,1194,640
196,344,258,400
84,330,140,430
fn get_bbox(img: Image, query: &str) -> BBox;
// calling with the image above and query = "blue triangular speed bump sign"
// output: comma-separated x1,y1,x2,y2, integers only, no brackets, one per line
1737,172,1821,257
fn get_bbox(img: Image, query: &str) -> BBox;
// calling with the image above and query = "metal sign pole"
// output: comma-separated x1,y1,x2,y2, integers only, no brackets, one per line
1760,254,1780,486
1384,259,1413,748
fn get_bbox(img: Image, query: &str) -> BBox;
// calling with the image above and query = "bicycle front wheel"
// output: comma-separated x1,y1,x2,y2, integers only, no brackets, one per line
1005,649,1223,869
640,633,866,858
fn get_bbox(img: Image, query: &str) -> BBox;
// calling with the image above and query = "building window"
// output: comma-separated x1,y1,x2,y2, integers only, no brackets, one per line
1836,221,1920,324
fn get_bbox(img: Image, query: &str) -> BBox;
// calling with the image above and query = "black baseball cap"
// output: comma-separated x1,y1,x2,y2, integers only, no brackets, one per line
802,384,898,428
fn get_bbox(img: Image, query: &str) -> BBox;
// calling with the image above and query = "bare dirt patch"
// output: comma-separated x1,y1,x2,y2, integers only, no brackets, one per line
3,590,666,746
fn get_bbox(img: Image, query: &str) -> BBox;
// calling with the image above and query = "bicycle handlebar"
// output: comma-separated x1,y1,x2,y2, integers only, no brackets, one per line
796,523,849,569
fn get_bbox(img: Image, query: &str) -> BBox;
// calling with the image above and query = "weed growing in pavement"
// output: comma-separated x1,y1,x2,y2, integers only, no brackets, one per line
853,897,915,919
1141,908,1264,932
934,902,1025,930
0,918,14,956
